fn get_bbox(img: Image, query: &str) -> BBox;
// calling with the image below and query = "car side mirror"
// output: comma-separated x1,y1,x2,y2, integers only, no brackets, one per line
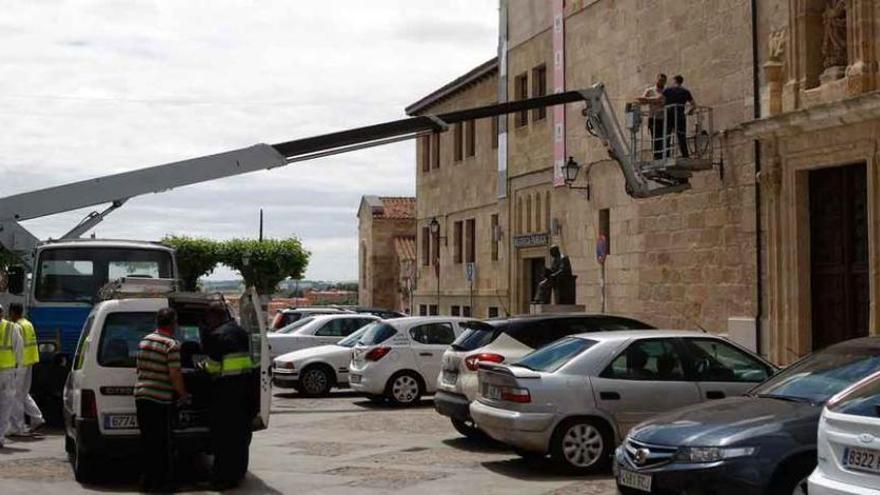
6,266,25,295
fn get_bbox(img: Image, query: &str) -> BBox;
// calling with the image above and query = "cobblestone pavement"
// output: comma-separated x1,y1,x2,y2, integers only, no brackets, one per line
0,391,618,494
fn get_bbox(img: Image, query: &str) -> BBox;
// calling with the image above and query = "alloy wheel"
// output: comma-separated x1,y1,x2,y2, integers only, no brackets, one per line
391,375,419,403
301,368,329,395
561,423,603,468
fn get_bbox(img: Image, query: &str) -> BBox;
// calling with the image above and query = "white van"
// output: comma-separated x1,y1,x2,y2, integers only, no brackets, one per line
62,279,270,482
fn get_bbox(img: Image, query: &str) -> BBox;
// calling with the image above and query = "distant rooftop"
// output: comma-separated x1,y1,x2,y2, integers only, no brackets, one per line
405,57,498,116
359,195,416,220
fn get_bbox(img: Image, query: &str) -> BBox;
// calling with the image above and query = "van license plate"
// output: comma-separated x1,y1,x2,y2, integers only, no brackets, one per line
104,414,138,430
843,447,880,473
618,469,652,492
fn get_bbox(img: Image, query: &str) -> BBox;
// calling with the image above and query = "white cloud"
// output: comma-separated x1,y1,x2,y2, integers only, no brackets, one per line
0,0,498,280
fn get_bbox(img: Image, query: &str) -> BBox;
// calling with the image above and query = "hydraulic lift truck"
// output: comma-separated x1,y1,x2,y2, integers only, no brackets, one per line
0,83,715,423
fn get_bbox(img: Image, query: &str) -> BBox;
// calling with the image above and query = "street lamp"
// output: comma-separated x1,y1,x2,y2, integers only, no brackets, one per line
429,217,440,235
562,156,590,199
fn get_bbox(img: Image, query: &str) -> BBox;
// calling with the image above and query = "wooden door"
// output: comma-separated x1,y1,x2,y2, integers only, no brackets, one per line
809,163,869,351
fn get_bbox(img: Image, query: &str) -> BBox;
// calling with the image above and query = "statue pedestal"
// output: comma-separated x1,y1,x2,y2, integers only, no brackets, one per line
529,304,586,315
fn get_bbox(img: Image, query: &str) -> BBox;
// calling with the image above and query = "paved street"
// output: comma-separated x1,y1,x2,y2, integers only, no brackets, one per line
0,391,617,494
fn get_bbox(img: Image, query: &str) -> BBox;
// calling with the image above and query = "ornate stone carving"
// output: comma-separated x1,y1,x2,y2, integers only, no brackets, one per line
822,0,847,70
768,28,787,63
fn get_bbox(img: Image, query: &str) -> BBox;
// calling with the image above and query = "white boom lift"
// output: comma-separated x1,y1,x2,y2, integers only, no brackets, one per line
0,83,714,267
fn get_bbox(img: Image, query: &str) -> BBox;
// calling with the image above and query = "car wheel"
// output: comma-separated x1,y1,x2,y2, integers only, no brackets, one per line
72,439,98,483
451,418,488,440
550,418,612,474
385,371,422,406
299,366,332,396
770,457,815,495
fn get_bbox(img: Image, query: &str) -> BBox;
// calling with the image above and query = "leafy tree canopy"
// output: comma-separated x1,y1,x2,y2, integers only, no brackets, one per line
161,236,221,291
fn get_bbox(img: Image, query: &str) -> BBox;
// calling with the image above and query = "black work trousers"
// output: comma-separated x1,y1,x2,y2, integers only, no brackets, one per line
648,118,664,160
135,399,175,490
209,376,253,487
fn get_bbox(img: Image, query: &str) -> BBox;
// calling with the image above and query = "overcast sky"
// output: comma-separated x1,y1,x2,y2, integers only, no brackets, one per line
0,0,498,281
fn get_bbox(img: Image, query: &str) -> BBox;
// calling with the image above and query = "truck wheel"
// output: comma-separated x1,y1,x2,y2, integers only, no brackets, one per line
451,418,488,440
385,371,422,406
72,440,98,483
299,366,332,397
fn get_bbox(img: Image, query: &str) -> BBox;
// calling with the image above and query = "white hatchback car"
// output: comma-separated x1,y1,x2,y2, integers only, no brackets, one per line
349,317,476,406
273,326,369,396
268,313,379,359
810,370,880,494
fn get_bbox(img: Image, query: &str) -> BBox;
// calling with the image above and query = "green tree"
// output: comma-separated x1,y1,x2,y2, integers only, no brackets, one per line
161,236,221,291
220,238,310,296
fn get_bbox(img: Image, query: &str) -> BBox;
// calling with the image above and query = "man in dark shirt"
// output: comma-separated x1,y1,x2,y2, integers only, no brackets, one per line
662,75,696,159
201,302,254,490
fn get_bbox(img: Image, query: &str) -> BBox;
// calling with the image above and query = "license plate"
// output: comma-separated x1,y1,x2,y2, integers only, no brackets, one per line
618,469,652,492
843,446,880,473
104,413,138,430
350,374,361,384
442,371,458,385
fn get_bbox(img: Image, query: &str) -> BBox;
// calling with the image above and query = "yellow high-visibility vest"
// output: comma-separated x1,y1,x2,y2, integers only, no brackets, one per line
203,352,254,377
0,320,16,370
19,318,38,366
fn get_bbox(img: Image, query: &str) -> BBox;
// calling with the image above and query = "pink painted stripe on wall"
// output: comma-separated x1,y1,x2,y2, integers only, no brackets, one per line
552,0,566,187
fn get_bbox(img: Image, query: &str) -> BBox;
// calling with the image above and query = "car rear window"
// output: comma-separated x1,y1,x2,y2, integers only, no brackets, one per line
512,337,597,373
451,321,506,351
97,312,156,367
505,316,652,350
359,322,397,345
277,316,315,334
828,372,880,417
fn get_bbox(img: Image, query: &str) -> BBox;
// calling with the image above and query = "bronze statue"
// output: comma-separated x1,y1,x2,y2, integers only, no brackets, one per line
822,0,847,69
532,245,577,305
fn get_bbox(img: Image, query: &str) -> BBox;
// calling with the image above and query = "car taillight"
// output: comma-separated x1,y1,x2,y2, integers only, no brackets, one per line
81,389,98,419
365,347,391,361
501,387,531,403
464,353,505,371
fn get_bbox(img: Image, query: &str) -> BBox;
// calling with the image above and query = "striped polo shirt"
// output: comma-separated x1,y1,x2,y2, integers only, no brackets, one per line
135,330,181,404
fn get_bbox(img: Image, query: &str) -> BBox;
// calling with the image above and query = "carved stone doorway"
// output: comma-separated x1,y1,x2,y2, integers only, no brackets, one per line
809,163,869,351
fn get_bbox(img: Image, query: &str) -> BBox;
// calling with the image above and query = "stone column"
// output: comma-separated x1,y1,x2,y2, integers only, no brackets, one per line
758,140,785,363
764,29,787,117
846,0,877,95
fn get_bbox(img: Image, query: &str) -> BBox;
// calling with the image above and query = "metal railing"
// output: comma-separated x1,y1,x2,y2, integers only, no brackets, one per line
625,102,714,165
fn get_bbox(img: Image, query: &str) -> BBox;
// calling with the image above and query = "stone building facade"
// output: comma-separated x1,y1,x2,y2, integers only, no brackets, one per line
357,196,416,313
409,0,880,364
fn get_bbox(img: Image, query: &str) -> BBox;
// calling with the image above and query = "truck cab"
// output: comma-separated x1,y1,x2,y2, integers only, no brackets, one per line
62,278,270,482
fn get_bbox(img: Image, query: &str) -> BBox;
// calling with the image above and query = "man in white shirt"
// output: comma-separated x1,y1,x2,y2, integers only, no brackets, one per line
638,73,667,160
0,304,24,448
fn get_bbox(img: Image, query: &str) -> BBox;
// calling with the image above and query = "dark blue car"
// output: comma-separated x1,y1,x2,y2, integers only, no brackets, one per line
615,337,880,495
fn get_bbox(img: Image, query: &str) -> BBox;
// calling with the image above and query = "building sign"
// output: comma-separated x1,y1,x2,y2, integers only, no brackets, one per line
465,262,476,282
513,233,550,249
552,0,567,187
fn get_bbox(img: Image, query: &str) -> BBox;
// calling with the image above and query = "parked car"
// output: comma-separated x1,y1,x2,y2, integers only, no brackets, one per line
273,325,371,396
809,370,880,494
436,314,655,438
271,307,351,331
615,337,880,495
268,314,379,359
349,317,476,406
470,330,774,473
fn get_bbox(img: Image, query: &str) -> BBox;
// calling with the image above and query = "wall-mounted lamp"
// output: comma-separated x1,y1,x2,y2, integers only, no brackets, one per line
562,156,590,200
429,216,448,245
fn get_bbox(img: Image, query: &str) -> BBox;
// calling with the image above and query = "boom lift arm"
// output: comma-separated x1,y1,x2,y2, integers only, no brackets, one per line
0,83,702,265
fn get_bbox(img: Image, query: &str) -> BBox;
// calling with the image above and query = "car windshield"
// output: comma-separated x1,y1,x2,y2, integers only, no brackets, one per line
512,337,597,373
753,344,880,403
451,320,505,351
358,322,397,345
277,316,315,334
337,326,370,348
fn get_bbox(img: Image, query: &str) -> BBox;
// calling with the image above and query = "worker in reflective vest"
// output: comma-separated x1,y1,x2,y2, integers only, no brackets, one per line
201,302,255,491
0,307,24,447
8,303,44,435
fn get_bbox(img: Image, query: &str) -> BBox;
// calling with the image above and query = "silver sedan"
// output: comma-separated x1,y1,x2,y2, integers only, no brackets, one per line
469,330,776,473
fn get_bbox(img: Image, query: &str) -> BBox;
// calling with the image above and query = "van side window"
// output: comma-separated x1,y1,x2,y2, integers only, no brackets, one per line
74,316,95,371
409,323,456,345
97,312,156,368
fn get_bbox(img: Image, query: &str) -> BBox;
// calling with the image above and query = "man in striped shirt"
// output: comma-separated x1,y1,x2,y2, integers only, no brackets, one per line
135,307,188,492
